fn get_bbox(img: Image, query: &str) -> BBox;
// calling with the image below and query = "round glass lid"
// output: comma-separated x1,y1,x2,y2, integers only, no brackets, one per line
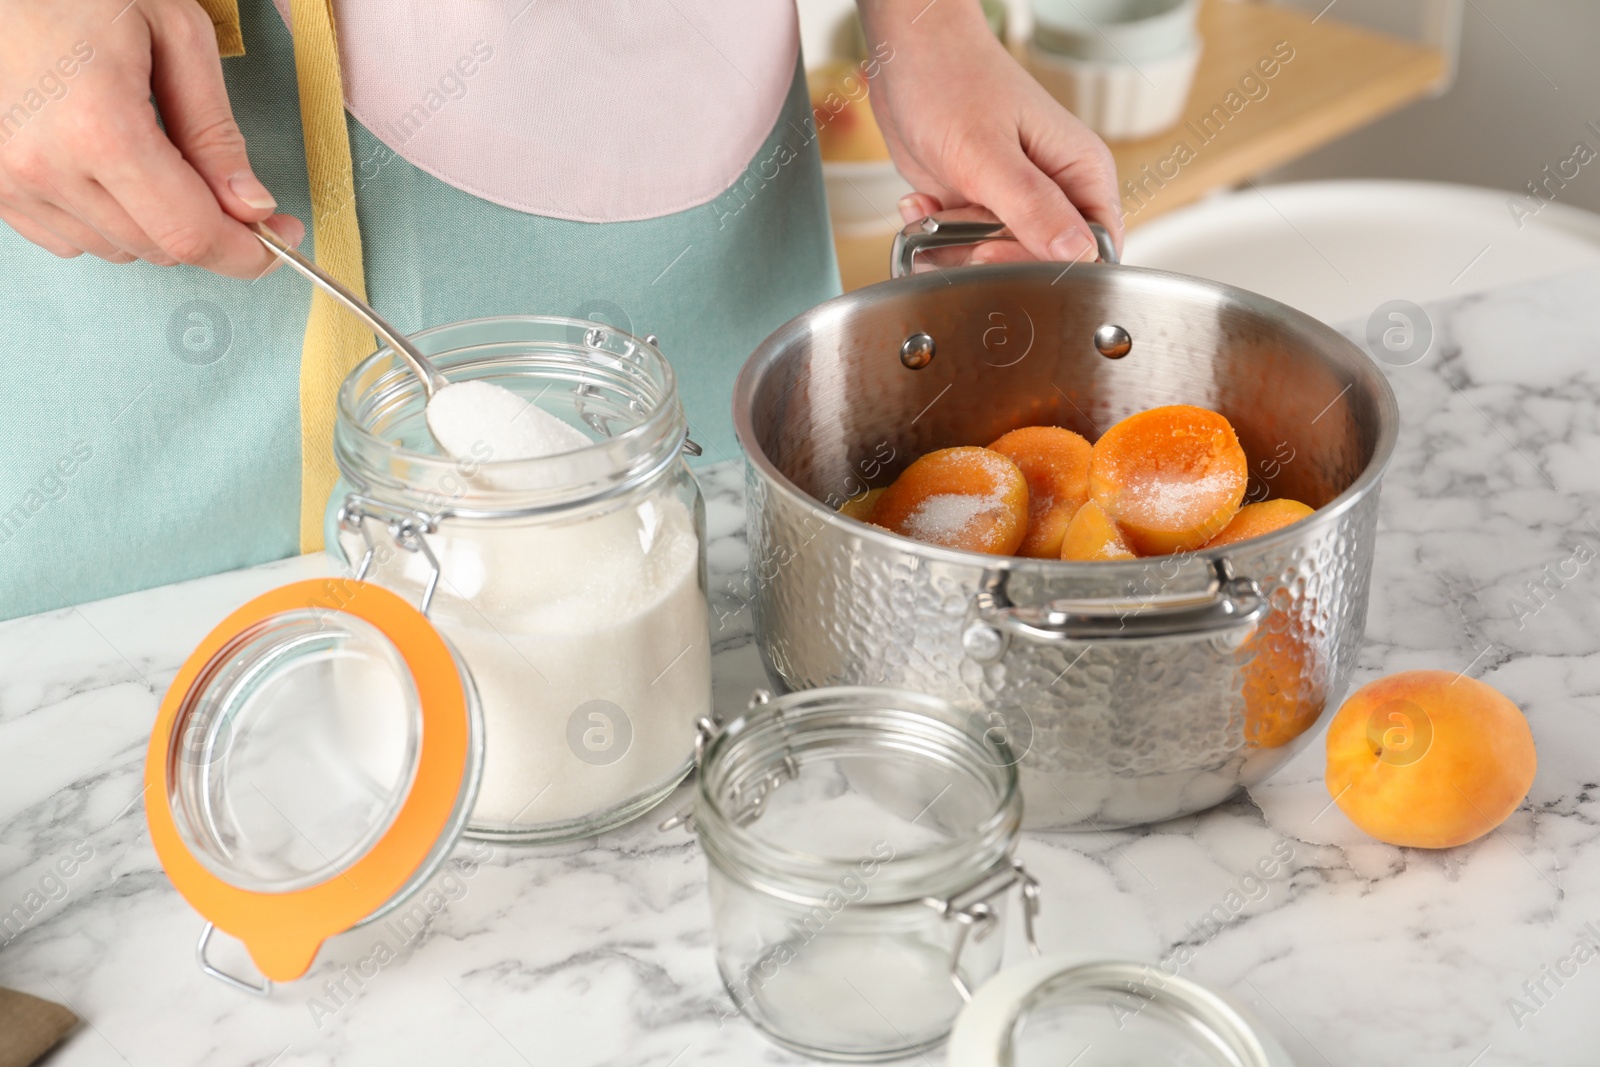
168,608,421,893
145,578,480,984
949,956,1297,1067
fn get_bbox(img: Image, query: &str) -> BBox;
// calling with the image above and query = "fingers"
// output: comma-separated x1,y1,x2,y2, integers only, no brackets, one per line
963,137,1099,263
261,212,306,248
897,191,943,224
94,112,282,279
40,176,176,264
0,172,138,262
0,123,298,274
0,203,83,259
145,0,276,223
250,212,306,277
0,131,180,263
68,3,280,278
1020,105,1125,254
0,0,281,274
892,190,1065,267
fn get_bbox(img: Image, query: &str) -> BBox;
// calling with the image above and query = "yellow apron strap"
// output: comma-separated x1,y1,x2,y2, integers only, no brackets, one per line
195,0,245,58
285,0,375,552
201,0,373,552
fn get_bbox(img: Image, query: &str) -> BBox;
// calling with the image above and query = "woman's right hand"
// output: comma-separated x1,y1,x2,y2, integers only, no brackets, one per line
0,0,303,278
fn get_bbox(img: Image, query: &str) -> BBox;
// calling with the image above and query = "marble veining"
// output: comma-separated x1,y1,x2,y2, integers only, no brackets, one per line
5,268,1600,1065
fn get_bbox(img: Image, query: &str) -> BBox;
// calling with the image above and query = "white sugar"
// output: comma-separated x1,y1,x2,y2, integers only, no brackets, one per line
1125,470,1240,527
426,379,591,461
904,491,1003,545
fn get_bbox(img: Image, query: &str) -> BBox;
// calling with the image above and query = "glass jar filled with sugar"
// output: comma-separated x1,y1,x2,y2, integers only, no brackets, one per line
329,316,710,843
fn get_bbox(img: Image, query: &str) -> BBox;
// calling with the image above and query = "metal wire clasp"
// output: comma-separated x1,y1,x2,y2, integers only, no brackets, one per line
925,858,1042,1002
657,715,720,833
197,922,271,997
336,496,443,615
658,689,785,834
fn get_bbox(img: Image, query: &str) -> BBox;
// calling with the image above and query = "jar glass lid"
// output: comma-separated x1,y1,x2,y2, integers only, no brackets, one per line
949,955,1298,1067
170,608,422,893
145,579,482,984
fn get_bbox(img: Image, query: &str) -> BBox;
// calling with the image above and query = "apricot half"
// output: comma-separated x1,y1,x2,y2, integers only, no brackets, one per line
988,426,1093,559
1059,500,1136,561
871,447,1029,555
838,487,886,524
1088,405,1248,555
1325,670,1536,849
1206,499,1314,549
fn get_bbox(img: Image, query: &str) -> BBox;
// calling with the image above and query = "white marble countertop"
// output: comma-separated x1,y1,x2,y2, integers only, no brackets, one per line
6,266,1600,1067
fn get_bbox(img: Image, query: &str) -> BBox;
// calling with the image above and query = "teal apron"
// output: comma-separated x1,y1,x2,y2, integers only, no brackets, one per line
0,0,838,621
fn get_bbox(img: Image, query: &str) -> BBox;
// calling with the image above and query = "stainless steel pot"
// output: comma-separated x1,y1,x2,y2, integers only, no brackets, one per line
732,215,1398,830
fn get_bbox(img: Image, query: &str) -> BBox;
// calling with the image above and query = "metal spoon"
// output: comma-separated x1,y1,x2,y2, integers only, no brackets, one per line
253,221,449,398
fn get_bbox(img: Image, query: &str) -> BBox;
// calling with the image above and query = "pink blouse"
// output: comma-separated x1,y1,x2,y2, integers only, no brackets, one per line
271,1,801,222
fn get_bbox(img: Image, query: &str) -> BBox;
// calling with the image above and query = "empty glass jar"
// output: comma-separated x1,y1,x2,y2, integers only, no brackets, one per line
687,686,1039,1061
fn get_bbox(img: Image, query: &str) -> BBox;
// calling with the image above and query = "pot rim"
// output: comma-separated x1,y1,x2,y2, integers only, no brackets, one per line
732,260,1400,576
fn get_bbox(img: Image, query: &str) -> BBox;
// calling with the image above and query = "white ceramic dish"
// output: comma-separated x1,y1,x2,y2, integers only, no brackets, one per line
1030,0,1199,61
1028,35,1201,141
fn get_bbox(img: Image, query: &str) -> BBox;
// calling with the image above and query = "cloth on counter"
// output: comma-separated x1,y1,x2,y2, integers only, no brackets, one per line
0,988,78,1067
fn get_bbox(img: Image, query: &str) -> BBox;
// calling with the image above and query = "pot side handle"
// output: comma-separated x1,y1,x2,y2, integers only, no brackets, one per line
960,561,1266,663
891,212,1118,279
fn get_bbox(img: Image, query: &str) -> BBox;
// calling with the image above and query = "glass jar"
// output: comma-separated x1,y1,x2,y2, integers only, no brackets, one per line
329,316,710,843
687,686,1038,1062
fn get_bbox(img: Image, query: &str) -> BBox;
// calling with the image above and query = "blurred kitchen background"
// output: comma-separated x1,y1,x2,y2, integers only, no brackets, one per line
801,0,1600,327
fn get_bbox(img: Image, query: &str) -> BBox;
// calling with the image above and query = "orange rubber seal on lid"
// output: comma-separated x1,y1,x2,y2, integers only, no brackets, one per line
144,579,470,982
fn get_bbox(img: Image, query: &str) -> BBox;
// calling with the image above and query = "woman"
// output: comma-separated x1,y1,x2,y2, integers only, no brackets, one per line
0,0,1119,620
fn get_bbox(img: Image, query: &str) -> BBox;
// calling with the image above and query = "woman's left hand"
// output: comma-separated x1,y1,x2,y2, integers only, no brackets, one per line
857,0,1123,263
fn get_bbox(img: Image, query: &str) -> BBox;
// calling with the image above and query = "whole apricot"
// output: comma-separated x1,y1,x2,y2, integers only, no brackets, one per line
1325,670,1536,849
807,62,891,163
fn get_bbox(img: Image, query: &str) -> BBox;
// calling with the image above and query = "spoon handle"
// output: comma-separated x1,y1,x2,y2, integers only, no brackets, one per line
252,222,448,398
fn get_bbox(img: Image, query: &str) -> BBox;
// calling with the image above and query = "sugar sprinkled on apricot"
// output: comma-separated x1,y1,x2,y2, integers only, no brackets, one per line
1088,405,1248,555
870,447,1029,555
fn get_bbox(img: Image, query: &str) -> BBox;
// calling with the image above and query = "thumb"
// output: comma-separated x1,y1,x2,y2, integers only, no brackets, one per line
146,4,276,222
965,139,1098,263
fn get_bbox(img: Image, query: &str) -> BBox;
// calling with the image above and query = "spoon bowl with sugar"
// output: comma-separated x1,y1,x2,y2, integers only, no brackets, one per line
253,222,588,463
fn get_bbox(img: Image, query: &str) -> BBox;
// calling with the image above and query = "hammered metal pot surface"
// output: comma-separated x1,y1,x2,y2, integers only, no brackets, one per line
733,261,1398,830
